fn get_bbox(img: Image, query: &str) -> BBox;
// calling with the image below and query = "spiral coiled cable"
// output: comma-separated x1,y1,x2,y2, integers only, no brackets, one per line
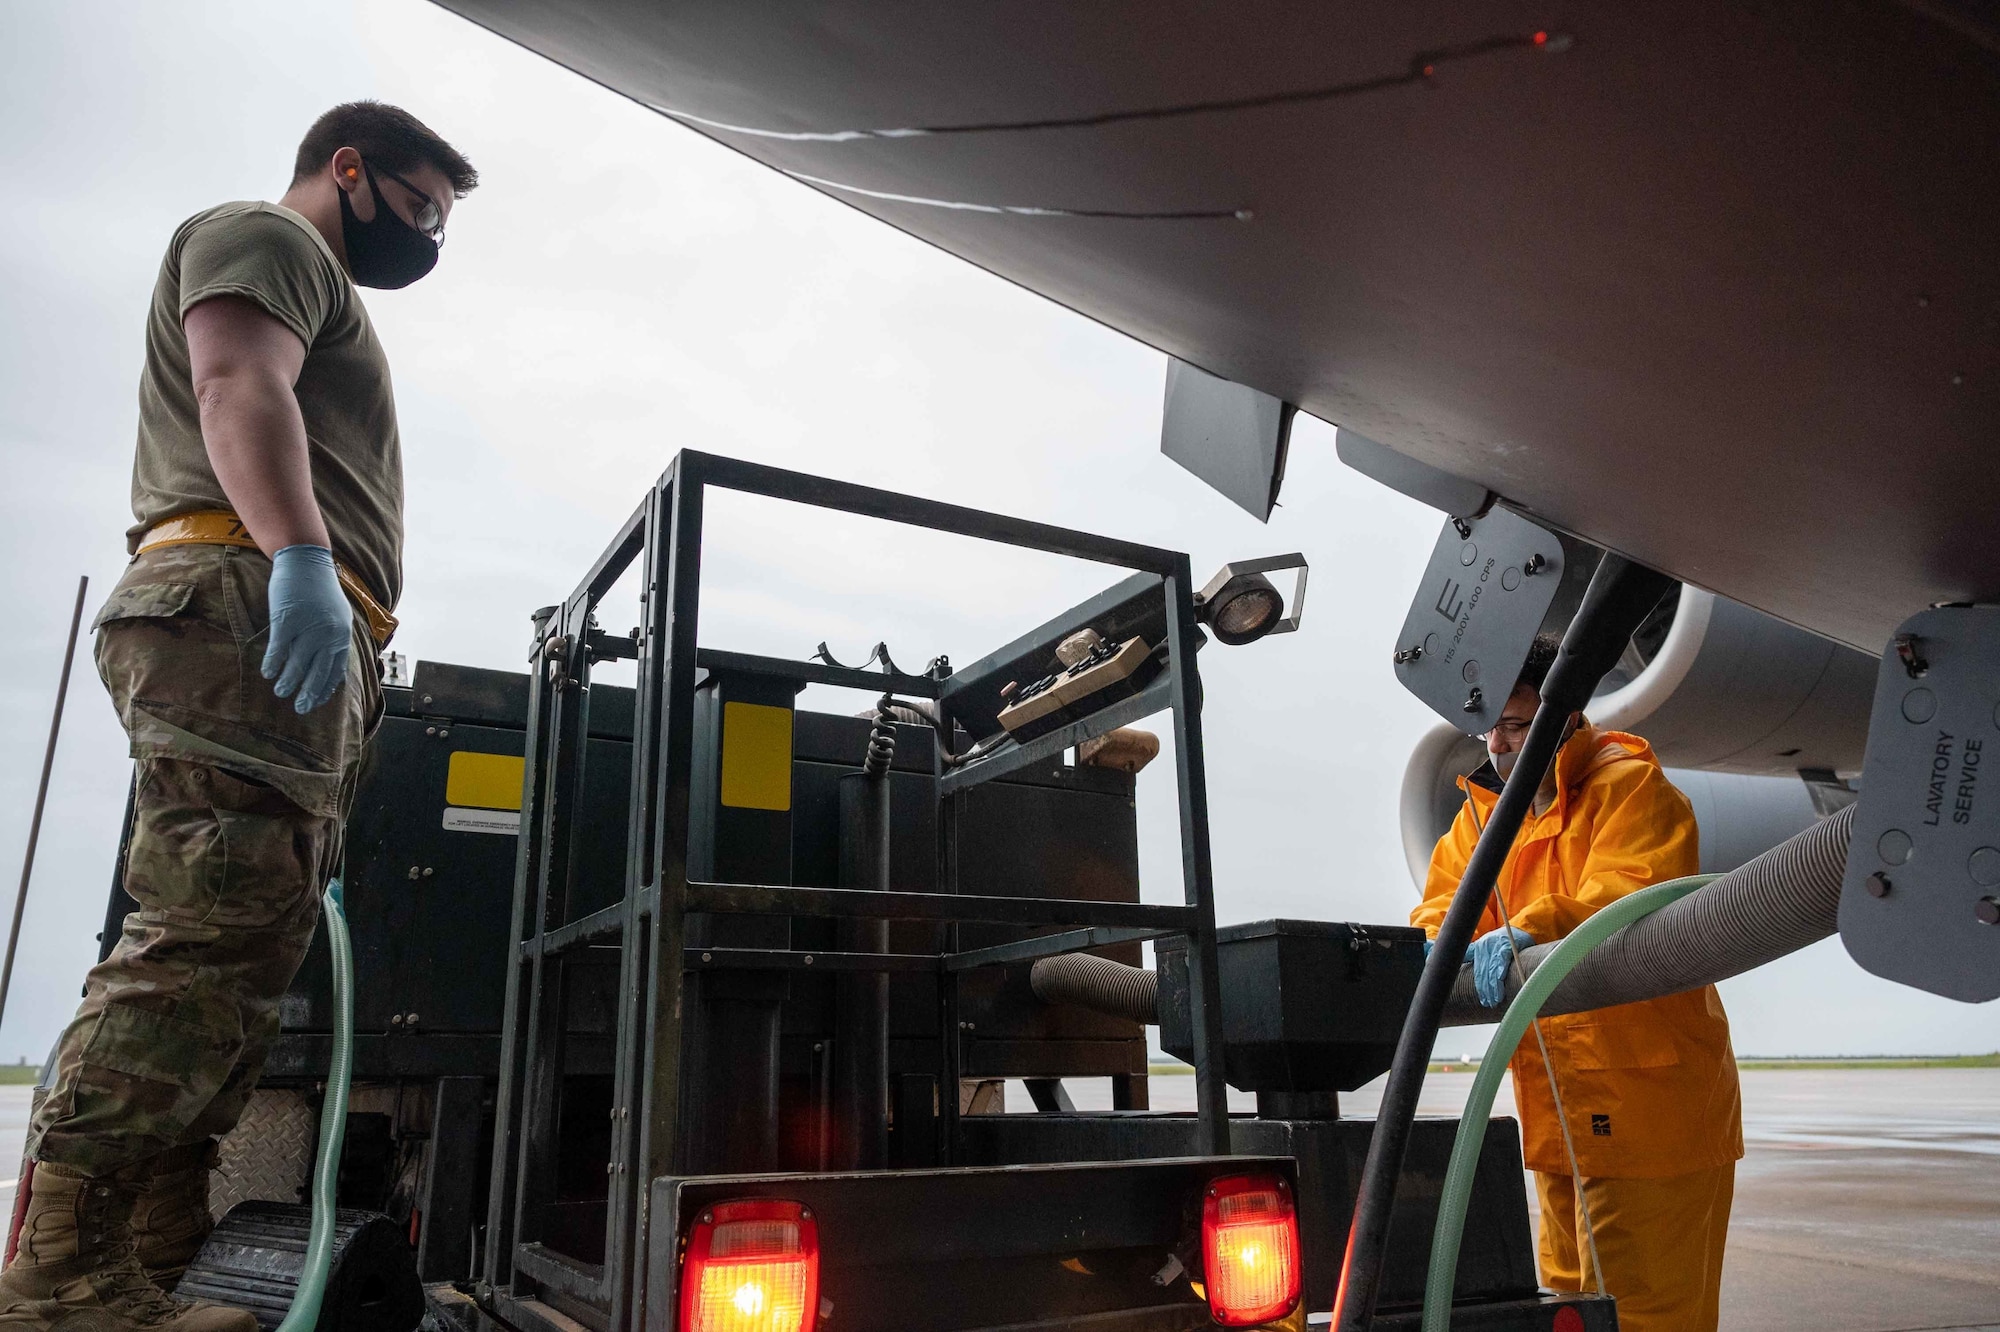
864,694,897,778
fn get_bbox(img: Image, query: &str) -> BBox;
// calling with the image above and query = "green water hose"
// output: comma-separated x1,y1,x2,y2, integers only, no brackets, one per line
1419,873,1719,1332
277,879,354,1332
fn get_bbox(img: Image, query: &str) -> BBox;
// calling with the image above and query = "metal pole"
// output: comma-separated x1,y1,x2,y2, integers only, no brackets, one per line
1164,562,1230,1156
0,575,88,1036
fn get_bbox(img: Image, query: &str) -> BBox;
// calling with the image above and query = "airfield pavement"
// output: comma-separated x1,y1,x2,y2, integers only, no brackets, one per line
0,1069,1992,1330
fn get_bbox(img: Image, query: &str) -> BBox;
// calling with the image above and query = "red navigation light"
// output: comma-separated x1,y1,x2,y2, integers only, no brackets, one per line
679,1200,819,1332
1201,1173,1302,1327
1534,30,1550,45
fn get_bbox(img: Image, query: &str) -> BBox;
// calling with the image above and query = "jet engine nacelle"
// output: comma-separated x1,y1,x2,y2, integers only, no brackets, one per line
1398,586,1876,887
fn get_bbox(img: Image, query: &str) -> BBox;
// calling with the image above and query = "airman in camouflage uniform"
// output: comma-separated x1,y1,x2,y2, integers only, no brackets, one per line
0,102,475,1332
28,542,379,1176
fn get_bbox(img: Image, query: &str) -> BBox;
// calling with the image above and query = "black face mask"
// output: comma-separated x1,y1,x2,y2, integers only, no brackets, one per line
338,164,439,289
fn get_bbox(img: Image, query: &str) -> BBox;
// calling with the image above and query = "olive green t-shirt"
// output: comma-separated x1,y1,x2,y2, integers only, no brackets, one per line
128,201,403,608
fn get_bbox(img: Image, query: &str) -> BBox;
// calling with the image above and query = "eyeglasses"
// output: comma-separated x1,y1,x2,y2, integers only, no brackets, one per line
1479,718,1533,743
368,163,447,243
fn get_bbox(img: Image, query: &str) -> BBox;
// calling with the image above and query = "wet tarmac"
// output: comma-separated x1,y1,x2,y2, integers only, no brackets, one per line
0,1071,1992,1330
1717,1069,2000,1332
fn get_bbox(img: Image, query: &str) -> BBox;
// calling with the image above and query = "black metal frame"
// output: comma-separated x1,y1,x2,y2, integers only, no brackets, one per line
477,451,1231,1332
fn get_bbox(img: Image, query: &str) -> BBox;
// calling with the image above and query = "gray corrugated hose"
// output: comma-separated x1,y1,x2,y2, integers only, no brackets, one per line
1032,804,1855,1030
1030,951,1159,1025
1442,803,1854,1024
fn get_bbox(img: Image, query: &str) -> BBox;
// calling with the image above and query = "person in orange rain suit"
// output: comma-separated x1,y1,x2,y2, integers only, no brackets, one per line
1412,634,1742,1332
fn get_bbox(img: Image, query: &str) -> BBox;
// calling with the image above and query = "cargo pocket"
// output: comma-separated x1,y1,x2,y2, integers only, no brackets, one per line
208,766,332,931
1564,1019,1682,1070
94,580,207,714
92,581,196,630
125,760,327,930
73,1001,237,1148
122,759,228,924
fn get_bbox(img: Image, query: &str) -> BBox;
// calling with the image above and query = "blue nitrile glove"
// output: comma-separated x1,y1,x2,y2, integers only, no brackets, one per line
1467,927,1536,1008
262,545,351,714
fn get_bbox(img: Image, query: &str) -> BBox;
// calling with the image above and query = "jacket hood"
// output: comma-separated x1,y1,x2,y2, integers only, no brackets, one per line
1460,721,1661,816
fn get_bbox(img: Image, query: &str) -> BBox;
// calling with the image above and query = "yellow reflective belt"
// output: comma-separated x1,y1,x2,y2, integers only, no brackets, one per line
137,510,398,647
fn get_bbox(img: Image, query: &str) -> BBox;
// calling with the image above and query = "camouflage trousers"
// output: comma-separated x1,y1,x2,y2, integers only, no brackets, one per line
28,544,381,1175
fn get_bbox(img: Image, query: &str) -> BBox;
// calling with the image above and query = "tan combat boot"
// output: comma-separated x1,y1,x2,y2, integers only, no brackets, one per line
127,1145,218,1293
0,1162,254,1332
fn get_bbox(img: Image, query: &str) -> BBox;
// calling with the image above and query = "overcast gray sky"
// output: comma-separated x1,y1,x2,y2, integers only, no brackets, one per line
2,0,1994,1064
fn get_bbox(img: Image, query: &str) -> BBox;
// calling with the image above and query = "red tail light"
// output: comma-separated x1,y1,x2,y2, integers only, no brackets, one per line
1201,1173,1302,1327
679,1199,820,1332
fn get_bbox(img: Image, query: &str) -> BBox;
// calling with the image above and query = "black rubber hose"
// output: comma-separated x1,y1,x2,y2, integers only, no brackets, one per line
834,701,896,1170
1029,952,1160,1024
1332,554,1675,1332
1440,803,1854,1023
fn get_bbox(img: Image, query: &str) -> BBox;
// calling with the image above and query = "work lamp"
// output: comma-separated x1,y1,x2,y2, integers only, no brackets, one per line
1194,554,1308,645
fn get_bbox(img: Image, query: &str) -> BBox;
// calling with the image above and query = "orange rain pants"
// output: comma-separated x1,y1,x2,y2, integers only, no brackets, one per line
1537,1164,1735,1332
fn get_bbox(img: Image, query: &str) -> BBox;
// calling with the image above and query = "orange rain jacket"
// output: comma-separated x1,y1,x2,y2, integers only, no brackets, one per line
1413,725,1744,1179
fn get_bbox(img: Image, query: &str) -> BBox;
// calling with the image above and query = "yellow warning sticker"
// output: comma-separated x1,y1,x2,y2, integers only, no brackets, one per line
446,751,526,812
719,702,792,811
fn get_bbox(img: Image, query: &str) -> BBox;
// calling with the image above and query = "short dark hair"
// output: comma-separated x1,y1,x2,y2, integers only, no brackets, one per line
1515,632,1563,695
292,101,479,197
